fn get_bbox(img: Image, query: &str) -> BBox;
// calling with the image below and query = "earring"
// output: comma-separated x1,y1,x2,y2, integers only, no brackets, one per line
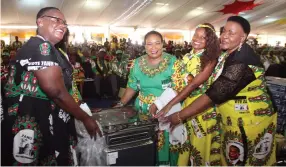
238,43,242,51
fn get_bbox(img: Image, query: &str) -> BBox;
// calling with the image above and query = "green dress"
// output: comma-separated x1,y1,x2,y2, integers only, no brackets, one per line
127,52,185,165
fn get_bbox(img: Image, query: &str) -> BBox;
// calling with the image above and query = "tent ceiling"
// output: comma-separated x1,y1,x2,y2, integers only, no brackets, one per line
1,0,286,35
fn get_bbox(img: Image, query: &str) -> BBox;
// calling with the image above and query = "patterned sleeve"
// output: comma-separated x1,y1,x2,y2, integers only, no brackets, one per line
205,61,256,104
21,41,59,71
171,59,186,92
110,61,123,77
126,59,138,91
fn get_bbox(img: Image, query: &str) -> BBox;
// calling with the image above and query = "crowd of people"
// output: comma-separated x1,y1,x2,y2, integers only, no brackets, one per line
1,34,195,100
2,35,286,99
1,6,286,166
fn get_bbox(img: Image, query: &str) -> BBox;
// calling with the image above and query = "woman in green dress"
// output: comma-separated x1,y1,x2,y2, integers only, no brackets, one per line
115,31,185,165
150,23,221,166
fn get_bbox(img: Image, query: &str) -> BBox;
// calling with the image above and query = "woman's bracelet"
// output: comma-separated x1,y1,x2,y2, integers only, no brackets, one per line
177,112,182,124
117,101,124,107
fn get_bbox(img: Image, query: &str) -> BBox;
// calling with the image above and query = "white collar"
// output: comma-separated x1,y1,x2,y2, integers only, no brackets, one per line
36,35,46,41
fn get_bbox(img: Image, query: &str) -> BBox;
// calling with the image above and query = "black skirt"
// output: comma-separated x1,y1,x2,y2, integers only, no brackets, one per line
1,95,77,166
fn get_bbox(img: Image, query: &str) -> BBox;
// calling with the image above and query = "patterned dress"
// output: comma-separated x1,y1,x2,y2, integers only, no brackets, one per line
1,63,9,81
95,58,112,76
127,52,184,165
176,50,221,166
110,55,129,79
206,43,277,166
1,37,77,166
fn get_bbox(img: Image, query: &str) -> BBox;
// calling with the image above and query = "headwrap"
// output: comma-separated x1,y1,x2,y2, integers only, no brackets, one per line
196,24,216,33
227,16,251,35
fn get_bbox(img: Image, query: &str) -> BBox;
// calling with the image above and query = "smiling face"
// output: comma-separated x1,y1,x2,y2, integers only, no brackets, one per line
145,34,163,59
37,9,67,45
220,21,246,54
191,27,207,52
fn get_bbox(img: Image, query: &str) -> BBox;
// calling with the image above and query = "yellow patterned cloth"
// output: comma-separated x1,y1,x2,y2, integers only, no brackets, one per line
218,65,277,166
177,51,221,166
138,92,156,105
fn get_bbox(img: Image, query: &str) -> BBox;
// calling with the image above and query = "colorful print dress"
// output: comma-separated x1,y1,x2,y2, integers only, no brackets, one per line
110,55,129,79
205,43,277,166
95,58,112,76
127,52,185,165
176,50,221,166
1,37,77,166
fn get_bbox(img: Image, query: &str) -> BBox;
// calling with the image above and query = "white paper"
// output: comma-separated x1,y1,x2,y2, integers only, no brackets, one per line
169,124,188,145
80,103,92,116
153,88,187,144
107,152,118,165
70,145,78,166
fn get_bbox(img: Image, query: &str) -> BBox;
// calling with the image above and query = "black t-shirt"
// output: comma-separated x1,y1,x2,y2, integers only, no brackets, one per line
15,37,73,90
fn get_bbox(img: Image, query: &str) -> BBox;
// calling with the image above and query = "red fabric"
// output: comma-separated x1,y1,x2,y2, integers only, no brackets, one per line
217,0,262,15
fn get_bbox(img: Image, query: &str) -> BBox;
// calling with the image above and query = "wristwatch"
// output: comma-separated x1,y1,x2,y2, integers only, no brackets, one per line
117,101,124,107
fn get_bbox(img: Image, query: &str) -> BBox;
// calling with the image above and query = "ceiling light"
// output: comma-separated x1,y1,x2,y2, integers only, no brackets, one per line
197,7,203,10
188,9,204,16
265,16,269,17
156,2,169,6
156,6,169,13
19,0,44,6
85,0,100,8
263,18,277,23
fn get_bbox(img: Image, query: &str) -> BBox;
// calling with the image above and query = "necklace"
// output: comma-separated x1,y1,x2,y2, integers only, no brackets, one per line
181,49,205,70
211,52,228,81
139,54,170,77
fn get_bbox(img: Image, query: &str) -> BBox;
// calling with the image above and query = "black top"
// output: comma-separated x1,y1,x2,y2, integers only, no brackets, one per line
206,43,262,104
2,36,77,166
15,37,73,90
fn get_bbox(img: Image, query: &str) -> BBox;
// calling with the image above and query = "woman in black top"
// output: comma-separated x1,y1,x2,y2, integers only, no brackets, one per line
165,16,277,166
1,7,101,165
